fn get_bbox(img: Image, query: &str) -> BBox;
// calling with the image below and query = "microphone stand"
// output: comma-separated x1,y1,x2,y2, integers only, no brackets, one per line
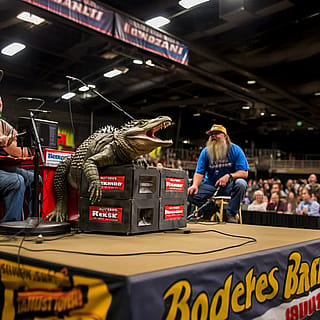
29,110,44,220
187,187,221,222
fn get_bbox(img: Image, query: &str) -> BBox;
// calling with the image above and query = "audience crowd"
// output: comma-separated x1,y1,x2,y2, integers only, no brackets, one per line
243,174,320,216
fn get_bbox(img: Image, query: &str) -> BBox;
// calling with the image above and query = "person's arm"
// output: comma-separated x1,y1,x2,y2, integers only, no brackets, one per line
308,202,320,217
216,170,248,187
188,173,204,195
3,139,29,157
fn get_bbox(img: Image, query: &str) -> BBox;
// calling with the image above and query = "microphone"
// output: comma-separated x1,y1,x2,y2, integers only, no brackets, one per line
28,109,51,113
17,97,45,109
17,97,45,102
16,131,27,137
66,75,87,87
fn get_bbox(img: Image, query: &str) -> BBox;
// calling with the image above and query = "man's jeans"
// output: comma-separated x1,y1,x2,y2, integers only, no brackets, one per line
188,179,247,216
0,169,26,222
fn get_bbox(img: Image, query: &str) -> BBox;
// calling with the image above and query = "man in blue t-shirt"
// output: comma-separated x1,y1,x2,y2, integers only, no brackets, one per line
188,124,249,223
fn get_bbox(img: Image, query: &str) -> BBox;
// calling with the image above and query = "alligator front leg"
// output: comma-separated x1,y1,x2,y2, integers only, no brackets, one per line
83,146,117,203
47,197,68,222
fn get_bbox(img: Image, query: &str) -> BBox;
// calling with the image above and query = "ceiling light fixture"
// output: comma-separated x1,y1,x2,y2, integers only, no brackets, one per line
104,69,123,78
242,105,250,110
314,92,320,96
247,80,256,85
133,59,143,64
145,16,170,28
1,42,26,56
178,0,210,9
78,84,96,92
145,59,155,66
193,113,201,117
17,11,45,25
61,92,76,100
78,86,90,92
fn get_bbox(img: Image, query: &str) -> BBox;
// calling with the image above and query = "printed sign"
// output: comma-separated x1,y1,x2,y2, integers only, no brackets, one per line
89,206,123,223
114,12,189,65
165,177,185,192
22,0,114,36
44,149,74,167
164,205,184,219
0,258,112,319
100,175,125,190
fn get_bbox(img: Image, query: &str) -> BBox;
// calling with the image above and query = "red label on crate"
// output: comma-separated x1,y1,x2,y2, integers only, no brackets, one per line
164,205,185,219
89,206,123,223
165,178,185,191
99,176,125,190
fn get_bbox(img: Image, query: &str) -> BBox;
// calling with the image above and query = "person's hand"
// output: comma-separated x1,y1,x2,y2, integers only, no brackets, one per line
0,135,10,147
215,174,230,187
188,185,198,195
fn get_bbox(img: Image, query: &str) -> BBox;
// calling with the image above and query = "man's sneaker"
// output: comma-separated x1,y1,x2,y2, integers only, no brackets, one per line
226,213,239,224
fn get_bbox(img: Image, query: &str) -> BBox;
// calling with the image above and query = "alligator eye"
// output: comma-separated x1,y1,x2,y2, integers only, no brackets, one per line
138,120,146,126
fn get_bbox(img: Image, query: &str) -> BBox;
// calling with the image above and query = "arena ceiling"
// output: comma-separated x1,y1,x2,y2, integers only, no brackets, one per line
0,0,320,154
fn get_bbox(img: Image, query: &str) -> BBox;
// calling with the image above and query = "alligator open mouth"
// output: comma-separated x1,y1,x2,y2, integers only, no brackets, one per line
129,118,173,145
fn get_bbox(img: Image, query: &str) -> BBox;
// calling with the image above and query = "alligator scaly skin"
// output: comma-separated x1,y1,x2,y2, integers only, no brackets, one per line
47,117,173,222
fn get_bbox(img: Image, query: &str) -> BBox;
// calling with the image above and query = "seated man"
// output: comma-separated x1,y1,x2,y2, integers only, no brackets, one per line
0,134,27,222
0,96,35,222
188,124,249,223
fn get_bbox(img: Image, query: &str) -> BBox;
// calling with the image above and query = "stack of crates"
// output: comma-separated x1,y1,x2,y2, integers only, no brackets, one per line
158,167,188,231
79,164,160,235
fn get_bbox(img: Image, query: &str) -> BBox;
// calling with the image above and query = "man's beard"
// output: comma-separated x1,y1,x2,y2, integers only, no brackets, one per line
207,138,229,162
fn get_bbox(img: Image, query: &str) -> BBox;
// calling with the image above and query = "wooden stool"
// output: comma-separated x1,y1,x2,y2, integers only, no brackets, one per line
211,196,242,224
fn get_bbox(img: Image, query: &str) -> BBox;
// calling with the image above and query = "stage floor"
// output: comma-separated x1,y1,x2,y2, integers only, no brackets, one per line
1,222,319,276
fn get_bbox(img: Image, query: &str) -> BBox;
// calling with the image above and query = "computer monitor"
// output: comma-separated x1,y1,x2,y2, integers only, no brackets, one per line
17,117,58,149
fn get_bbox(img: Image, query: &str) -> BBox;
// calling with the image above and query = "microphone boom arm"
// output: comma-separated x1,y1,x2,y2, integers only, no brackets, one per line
66,75,135,120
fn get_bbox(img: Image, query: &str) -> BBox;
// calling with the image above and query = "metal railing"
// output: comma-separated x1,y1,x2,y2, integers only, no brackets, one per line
164,148,320,174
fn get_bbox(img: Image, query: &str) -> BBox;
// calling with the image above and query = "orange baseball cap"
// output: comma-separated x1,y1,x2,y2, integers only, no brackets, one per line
206,124,227,136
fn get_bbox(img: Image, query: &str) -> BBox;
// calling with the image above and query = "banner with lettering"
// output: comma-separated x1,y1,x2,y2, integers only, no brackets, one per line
128,239,320,319
21,0,114,36
0,253,128,320
114,12,189,65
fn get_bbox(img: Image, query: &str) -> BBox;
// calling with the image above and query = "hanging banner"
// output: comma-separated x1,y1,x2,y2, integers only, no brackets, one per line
114,13,189,65
21,0,114,36
0,255,129,320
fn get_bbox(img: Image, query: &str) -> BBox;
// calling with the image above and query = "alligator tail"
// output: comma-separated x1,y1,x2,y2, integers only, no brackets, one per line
53,155,73,201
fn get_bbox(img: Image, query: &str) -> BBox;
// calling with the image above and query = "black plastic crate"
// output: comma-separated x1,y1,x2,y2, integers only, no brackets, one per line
159,198,187,231
80,164,159,200
79,197,159,235
159,168,188,199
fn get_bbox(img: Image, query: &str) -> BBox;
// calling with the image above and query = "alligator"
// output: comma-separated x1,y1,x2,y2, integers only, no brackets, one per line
47,116,173,222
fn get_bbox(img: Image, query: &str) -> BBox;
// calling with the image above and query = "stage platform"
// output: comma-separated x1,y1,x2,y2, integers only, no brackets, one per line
1,222,320,319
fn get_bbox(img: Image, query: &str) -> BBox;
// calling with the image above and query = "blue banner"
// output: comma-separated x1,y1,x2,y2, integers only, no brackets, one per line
129,239,320,319
114,13,189,65
22,0,114,36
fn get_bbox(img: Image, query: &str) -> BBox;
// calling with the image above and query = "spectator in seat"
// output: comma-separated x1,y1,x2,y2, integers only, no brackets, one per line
266,192,288,213
270,182,287,200
296,187,320,217
306,174,320,195
248,190,267,212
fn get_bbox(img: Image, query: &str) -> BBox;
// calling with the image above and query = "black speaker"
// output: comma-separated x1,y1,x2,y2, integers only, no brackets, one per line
17,117,58,149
